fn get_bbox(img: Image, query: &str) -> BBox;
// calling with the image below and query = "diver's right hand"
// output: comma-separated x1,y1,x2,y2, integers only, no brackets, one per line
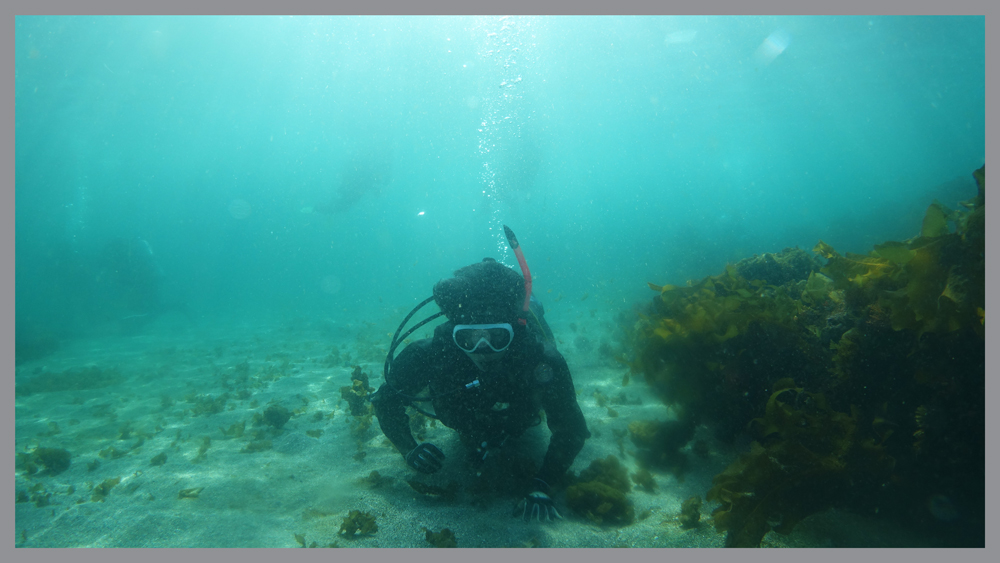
405,443,445,474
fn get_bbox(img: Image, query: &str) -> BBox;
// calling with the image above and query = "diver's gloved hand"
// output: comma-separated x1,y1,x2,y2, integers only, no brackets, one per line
515,479,562,522
517,491,562,522
405,442,445,474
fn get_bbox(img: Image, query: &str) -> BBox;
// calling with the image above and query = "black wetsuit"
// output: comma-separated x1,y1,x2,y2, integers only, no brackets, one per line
372,321,589,485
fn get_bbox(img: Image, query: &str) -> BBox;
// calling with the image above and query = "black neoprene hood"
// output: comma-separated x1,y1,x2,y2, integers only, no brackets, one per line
432,258,525,325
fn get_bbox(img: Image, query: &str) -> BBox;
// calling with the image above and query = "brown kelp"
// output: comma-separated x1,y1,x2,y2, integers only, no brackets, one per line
627,166,984,546
564,455,636,526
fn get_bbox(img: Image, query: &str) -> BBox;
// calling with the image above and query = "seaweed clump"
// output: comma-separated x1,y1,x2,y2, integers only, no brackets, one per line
341,366,376,444
91,477,121,502
423,527,458,548
220,421,246,438
635,248,826,440
679,496,702,529
564,455,635,526
628,166,985,546
339,510,377,537
17,447,72,476
262,404,291,429
576,454,631,493
811,172,985,545
340,366,374,416
187,393,229,417
706,381,893,547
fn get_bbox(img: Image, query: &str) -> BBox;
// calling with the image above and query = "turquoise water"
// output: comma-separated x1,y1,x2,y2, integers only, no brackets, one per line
14,16,984,548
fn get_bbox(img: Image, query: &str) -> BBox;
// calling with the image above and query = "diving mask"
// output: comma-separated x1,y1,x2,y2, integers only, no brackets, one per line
452,323,514,353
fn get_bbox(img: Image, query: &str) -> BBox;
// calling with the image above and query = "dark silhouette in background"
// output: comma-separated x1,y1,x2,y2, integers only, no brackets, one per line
96,236,190,333
315,149,393,214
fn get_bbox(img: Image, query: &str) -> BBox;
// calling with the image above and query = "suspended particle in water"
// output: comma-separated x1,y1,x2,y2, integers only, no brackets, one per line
321,275,342,295
228,199,252,220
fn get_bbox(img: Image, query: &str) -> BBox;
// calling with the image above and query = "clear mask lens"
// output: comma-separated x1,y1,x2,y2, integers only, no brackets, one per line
452,323,514,353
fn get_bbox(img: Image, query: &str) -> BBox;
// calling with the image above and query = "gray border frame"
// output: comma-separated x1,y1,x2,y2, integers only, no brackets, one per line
6,1,992,562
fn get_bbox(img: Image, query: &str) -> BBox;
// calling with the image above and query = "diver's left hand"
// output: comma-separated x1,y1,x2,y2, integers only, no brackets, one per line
516,491,563,522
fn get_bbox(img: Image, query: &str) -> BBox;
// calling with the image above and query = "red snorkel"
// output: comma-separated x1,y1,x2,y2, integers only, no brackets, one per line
503,225,532,326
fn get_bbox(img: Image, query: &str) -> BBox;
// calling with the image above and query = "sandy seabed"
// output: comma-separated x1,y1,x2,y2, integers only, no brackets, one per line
14,309,931,548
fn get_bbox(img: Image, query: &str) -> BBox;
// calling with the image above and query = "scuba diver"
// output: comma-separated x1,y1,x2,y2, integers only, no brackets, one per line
371,226,589,523
98,236,190,332
100,237,164,313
